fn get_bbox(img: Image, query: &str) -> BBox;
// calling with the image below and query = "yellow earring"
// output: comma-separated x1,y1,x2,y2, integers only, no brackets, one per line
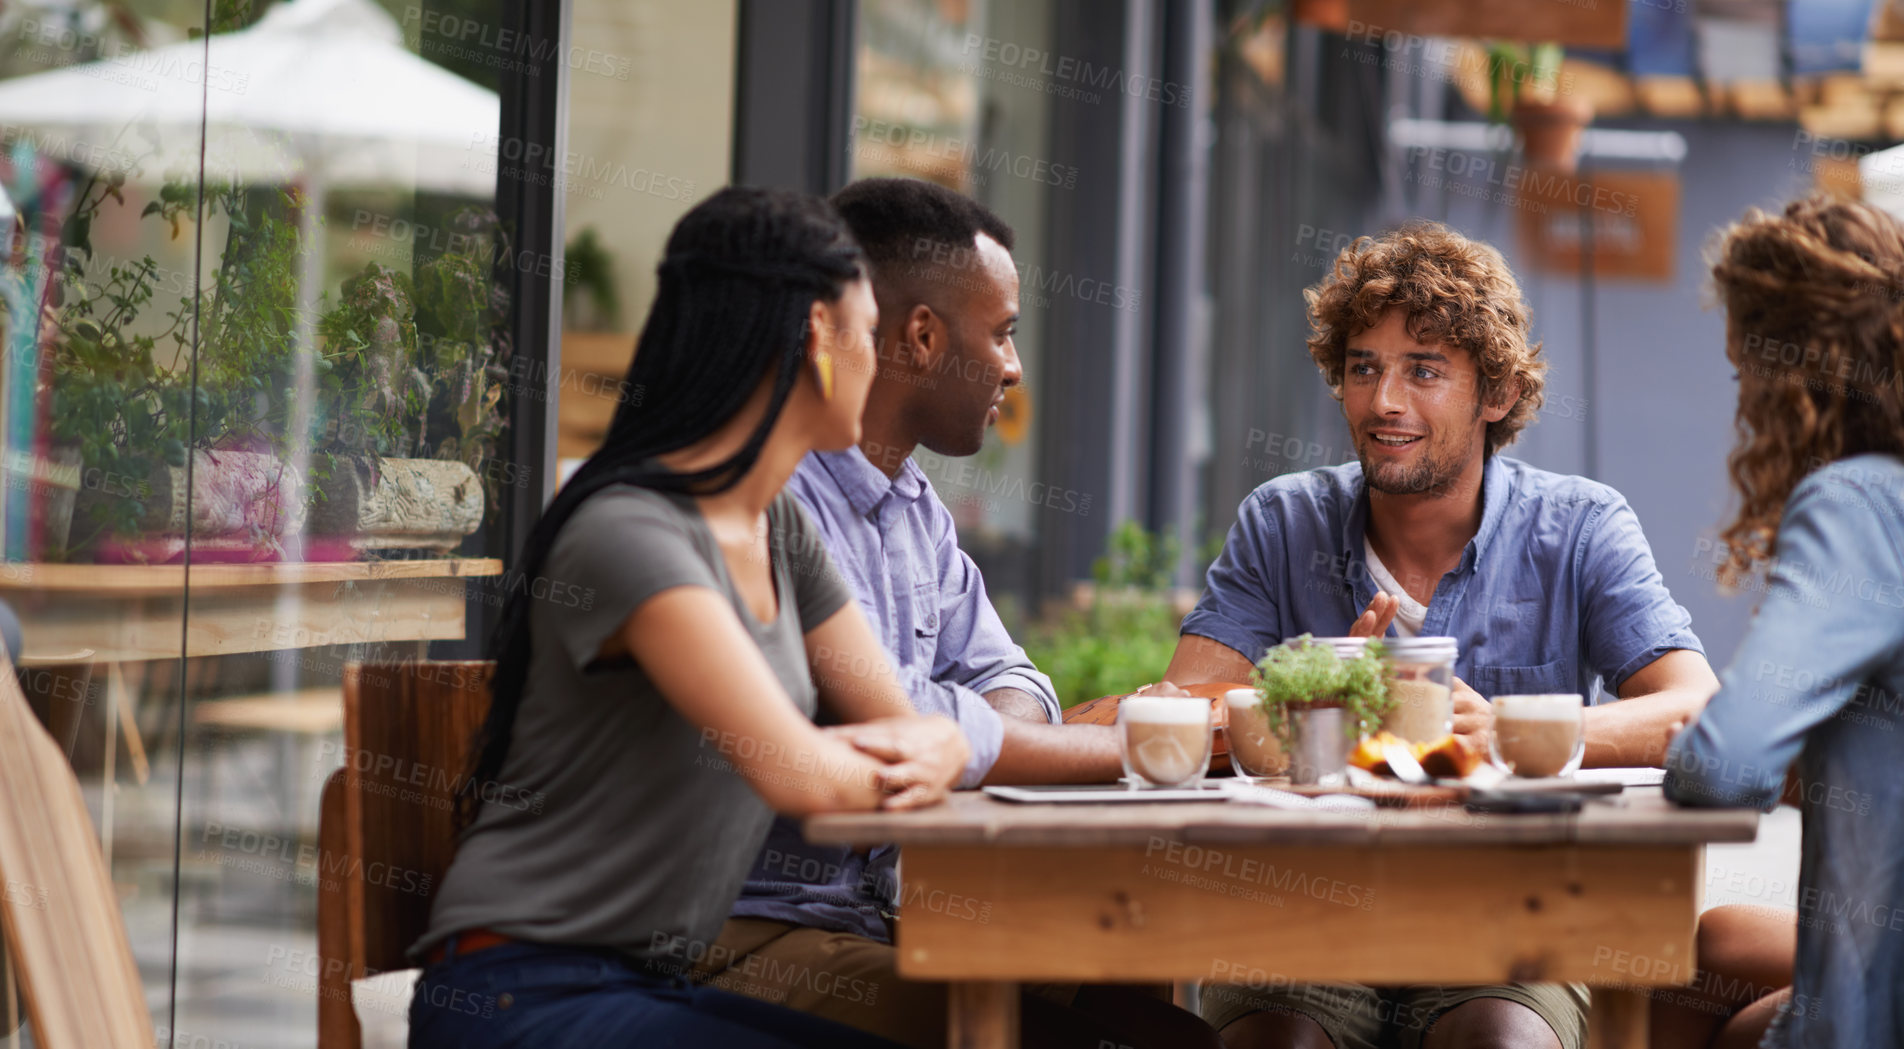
813,352,835,400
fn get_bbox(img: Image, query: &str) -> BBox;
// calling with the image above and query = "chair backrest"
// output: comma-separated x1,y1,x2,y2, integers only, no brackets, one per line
318,660,492,1049
0,649,152,1048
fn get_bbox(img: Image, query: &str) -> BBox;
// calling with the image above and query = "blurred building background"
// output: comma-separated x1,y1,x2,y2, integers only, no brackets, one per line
561,0,1904,680
2,0,1895,1043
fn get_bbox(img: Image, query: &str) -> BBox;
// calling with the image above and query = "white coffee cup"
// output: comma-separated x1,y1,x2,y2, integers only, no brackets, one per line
1119,696,1213,788
1489,694,1585,778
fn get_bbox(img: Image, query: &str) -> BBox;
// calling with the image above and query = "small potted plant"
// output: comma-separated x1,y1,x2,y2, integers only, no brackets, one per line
52,180,310,563
1487,41,1590,173
306,254,485,558
1250,635,1394,785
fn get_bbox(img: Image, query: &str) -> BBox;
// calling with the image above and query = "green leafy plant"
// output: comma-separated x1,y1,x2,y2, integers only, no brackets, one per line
43,177,512,558
314,260,426,462
562,226,622,331
315,206,511,515
1250,634,1395,748
413,206,510,483
1025,521,1217,709
1028,598,1184,710
1485,41,1564,123
42,175,230,552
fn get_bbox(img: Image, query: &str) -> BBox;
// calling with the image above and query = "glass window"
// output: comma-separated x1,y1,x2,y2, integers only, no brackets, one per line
852,0,1056,546
0,0,545,1043
557,0,735,473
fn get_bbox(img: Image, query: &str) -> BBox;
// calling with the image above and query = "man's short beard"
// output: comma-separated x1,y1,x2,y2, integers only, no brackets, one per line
1362,445,1459,495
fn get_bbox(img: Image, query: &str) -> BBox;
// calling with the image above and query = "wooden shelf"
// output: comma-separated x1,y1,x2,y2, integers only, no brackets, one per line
0,559,503,665
0,558,502,594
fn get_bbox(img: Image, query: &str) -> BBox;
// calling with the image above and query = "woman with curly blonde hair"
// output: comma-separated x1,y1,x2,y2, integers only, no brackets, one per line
1665,194,1904,1049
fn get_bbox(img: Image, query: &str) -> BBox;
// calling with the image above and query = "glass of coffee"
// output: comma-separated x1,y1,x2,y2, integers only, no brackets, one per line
1489,694,1586,778
1119,696,1214,788
1224,688,1287,780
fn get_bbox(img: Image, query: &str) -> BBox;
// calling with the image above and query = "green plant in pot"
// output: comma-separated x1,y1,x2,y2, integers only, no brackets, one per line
306,206,508,556
45,237,197,555
412,205,510,489
48,179,305,562
1485,41,1589,174
1250,634,1394,784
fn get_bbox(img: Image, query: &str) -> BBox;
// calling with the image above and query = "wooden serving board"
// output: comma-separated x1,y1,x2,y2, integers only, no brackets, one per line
1274,776,1625,808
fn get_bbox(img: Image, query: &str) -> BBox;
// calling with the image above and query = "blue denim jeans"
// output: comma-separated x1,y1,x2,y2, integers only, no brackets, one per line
408,939,905,1049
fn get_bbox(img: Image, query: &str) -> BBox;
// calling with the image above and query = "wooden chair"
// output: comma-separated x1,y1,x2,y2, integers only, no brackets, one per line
317,661,492,1049
0,649,151,1048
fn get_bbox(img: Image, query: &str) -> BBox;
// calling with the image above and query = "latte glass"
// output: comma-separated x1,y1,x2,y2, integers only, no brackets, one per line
1489,694,1586,778
1224,688,1288,780
1119,696,1214,788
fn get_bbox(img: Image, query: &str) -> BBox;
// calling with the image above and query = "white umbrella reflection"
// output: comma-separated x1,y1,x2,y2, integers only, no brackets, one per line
0,0,499,194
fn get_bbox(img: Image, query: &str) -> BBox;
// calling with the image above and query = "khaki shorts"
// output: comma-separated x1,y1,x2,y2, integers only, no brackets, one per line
691,917,1182,1049
1199,980,1589,1049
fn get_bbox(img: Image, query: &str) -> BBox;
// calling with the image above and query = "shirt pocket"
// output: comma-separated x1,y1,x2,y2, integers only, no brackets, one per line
910,579,941,642
1468,659,1571,700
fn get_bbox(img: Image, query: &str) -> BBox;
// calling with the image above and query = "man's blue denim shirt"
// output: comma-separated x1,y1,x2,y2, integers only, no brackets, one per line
1666,454,1904,1049
730,447,1058,943
1180,455,1703,698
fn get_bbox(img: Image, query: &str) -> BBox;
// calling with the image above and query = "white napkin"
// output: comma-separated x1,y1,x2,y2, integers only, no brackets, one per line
1216,779,1377,811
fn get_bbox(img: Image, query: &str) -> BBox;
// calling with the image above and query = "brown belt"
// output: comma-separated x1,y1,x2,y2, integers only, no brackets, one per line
427,927,515,966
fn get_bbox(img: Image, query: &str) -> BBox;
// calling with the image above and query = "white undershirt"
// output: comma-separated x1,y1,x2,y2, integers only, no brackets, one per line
1363,538,1427,638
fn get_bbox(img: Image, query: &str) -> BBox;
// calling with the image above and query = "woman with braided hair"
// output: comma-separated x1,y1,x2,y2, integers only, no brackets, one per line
1665,193,1904,1049
405,187,964,1048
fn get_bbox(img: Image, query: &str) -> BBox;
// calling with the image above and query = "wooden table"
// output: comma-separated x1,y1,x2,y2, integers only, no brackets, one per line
806,789,1759,1049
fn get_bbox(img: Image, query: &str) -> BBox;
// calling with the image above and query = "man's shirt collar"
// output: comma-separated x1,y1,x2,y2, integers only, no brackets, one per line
1340,453,1511,578
813,446,927,519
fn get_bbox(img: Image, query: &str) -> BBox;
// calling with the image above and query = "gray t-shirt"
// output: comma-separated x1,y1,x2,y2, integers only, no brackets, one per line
415,484,852,963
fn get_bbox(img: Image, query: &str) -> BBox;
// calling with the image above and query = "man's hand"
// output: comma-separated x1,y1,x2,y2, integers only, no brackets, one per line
826,716,969,809
1350,593,1401,638
1451,676,1491,752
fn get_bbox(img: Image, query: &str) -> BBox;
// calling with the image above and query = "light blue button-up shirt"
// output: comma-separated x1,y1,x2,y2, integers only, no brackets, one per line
1181,455,1703,699
1666,454,1904,1049
729,447,1058,942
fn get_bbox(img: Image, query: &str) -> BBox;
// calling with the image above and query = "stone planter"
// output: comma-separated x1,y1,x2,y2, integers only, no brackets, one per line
308,456,482,556
83,450,308,563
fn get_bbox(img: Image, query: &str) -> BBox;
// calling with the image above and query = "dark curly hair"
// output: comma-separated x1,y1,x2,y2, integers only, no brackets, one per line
1710,193,1904,587
1304,221,1547,457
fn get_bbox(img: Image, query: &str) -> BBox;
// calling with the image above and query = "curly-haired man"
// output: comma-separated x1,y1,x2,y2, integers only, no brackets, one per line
1165,222,1720,1049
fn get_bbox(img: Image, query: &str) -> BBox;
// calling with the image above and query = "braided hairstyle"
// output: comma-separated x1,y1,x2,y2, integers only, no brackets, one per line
1711,193,1904,586
457,187,863,827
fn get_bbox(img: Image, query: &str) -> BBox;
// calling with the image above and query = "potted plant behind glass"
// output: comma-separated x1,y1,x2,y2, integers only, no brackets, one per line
53,181,313,563
306,205,507,558
1251,635,1395,785
1487,41,1591,173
